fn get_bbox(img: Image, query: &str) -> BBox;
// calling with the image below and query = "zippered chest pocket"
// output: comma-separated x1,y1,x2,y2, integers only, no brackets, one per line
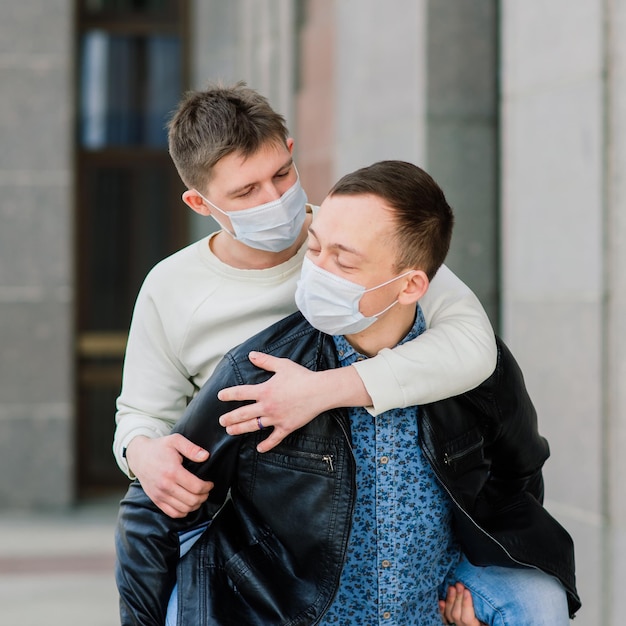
442,429,485,474
256,444,337,476
236,438,346,560
237,437,342,505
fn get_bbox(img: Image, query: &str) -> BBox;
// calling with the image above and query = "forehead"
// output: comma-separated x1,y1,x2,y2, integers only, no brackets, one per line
207,141,291,191
314,193,396,253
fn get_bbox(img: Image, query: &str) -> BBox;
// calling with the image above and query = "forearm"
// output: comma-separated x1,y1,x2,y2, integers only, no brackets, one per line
353,321,496,413
307,366,372,412
114,283,195,477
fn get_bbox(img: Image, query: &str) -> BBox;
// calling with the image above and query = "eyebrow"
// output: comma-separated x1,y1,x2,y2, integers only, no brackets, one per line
308,226,365,258
226,156,294,198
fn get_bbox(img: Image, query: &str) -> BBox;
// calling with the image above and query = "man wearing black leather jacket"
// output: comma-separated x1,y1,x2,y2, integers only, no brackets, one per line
115,161,580,625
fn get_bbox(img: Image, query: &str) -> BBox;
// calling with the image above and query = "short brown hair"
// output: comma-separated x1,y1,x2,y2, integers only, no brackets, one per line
167,82,290,192
328,161,454,279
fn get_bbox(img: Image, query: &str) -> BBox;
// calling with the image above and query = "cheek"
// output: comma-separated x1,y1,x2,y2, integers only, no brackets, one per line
358,284,399,316
278,172,298,195
357,290,385,317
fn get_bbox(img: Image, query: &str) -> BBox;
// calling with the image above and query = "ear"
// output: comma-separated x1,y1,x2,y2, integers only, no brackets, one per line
286,137,294,154
398,270,429,305
182,189,212,216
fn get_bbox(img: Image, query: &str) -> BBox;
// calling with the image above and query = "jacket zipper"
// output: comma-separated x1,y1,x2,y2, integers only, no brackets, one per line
443,437,484,466
296,450,335,473
311,409,357,626
420,422,533,570
423,416,577,609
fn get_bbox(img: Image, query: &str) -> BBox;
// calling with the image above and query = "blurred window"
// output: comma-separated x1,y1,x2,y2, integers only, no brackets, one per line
75,0,189,495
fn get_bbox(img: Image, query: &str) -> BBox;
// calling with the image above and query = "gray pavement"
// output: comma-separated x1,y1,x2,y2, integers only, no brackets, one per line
0,493,123,625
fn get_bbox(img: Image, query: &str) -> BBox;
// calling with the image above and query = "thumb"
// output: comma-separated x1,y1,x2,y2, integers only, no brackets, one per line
248,351,282,373
173,434,209,462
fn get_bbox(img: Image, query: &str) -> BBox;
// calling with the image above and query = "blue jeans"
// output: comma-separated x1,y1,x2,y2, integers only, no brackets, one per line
441,554,570,626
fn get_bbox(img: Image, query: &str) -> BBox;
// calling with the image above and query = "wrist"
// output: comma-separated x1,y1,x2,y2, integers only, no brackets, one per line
319,365,372,410
124,435,150,477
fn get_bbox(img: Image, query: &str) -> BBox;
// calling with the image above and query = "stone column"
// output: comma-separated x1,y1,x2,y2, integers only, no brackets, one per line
0,0,75,508
189,0,297,239
426,0,500,324
605,2,626,623
333,0,428,175
501,1,623,622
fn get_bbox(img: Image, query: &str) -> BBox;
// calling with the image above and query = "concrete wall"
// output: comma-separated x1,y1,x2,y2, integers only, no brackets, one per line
325,0,500,324
189,0,298,239
605,3,626,623
0,0,75,508
295,0,336,206
2,7,623,621
501,1,626,622
333,0,428,174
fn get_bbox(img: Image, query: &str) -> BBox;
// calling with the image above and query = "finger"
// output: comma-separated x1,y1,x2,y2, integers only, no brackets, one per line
176,470,214,497
166,478,213,509
438,600,448,623
170,433,209,462
443,584,457,619
224,417,268,436
219,404,263,427
256,428,288,453
157,501,188,519
460,587,477,622
247,351,283,372
217,383,262,403
160,493,208,518
153,485,209,518
450,583,465,622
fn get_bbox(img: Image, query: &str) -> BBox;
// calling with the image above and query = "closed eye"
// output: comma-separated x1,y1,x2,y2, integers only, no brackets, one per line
235,185,255,198
335,260,357,271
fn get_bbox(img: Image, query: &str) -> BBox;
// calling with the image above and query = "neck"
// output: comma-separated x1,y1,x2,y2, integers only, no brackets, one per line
344,304,417,357
210,213,311,269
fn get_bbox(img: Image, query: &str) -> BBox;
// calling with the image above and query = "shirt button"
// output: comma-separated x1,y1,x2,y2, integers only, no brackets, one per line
383,611,391,619
380,455,389,464
382,559,391,568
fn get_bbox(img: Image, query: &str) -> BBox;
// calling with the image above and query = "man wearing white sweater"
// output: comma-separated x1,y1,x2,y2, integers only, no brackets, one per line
113,82,497,519
115,160,576,626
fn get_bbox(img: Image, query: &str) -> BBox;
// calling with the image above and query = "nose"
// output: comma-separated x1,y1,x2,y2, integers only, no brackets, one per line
307,250,331,273
267,184,282,201
256,180,284,204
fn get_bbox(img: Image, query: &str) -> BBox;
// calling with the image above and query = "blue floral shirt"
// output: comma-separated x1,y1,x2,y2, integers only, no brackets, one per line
318,307,460,625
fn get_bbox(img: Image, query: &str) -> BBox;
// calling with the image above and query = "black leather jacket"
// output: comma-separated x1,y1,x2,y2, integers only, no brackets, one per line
115,312,580,625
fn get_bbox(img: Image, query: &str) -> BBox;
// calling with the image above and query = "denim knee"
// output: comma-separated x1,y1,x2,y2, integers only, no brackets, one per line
444,555,569,626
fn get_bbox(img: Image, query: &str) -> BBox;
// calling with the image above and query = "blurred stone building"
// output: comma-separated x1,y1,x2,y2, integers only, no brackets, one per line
1,1,624,623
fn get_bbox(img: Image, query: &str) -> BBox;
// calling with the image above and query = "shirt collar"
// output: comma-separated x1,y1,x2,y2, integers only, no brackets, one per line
333,305,426,366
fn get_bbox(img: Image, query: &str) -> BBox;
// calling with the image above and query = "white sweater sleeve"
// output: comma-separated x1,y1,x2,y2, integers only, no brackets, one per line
113,284,195,477
352,264,497,414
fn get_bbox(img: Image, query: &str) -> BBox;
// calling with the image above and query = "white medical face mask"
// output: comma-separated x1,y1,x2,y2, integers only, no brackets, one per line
197,172,307,252
295,256,414,335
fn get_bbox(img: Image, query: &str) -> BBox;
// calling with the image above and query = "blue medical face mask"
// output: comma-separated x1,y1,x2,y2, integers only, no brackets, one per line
295,256,414,335
197,172,307,252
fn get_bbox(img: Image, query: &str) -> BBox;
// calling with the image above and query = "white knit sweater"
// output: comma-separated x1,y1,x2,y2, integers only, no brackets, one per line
114,231,496,476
